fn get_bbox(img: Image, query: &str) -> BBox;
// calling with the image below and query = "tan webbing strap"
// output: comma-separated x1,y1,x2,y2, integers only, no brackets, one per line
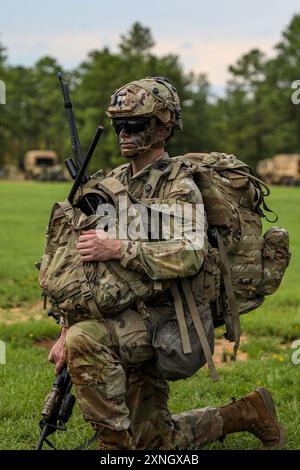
170,282,192,354
74,217,102,232
168,160,182,181
59,200,103,231
215,230,241,359
80,187,110,200
143,168,165,198
97,177,131,208
77,262,103,320
161,159,184,199
181,278,219,382
59,200,75,223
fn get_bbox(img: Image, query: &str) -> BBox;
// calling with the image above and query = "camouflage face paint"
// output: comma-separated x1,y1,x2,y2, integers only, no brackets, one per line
118,128,150,158
118,125,164,158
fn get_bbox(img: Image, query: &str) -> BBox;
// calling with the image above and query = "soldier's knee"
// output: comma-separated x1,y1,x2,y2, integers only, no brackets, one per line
65,319,114,359
65,320,126,397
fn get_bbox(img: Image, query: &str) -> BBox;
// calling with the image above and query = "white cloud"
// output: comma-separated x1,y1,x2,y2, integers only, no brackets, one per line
5,31,276,90
153,37,275,87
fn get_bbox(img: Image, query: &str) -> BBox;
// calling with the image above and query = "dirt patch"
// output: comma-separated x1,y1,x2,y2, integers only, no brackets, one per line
0,301,45,324
211,335,248,368
0,300,44,315
32,338,55,350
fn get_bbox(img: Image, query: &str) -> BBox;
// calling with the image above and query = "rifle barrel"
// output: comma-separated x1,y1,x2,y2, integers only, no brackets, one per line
36,424,50,450
57,72,86,172
68,125,104,203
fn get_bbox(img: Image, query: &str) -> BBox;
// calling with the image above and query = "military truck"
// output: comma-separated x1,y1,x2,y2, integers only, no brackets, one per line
256,158,273,185
257,154,300,185
23,150,67,181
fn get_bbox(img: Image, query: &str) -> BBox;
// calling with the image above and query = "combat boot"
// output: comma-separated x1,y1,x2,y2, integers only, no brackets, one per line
92,424,135,450
219,387,285,448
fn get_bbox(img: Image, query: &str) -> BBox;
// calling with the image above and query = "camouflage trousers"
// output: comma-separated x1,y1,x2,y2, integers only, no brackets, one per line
65,308,223,450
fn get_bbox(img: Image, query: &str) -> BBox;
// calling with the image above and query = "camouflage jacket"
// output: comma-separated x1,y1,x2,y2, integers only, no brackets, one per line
105,152,208,281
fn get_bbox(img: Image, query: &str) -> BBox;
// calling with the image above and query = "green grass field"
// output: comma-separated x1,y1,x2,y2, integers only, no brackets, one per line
0,181,299,450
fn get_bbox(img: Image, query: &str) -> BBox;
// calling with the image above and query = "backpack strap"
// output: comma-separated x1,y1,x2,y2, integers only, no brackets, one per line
168,160,183,181
97,176,132,210
58,200,74,223
170,282,192,355
180,278,219,382
97,175,160,212
80,187,110,200
77,262,103,319
214,229,241,358
160,158,187,198
170,279,219,382
143,168,166,198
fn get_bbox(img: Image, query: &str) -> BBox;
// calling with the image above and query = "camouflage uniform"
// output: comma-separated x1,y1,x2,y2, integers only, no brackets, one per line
65,152,223,449
50,77,284,450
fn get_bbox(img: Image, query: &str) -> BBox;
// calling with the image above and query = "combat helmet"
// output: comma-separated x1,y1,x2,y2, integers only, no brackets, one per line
107,76,182,132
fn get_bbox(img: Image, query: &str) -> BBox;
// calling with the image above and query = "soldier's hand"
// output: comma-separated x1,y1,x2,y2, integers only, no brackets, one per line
76,229,121,262
48,327,67,375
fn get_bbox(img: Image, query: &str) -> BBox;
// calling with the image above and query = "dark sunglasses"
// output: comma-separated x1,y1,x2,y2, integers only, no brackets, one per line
112,118,150,135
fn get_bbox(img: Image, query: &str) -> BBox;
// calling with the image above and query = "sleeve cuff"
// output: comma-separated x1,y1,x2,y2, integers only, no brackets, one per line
120,240,139,268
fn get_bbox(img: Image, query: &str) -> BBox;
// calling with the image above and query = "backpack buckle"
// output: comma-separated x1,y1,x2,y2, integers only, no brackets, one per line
82,289,93,301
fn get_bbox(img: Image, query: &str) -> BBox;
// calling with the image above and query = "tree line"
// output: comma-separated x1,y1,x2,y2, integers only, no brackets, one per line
1,16,300,172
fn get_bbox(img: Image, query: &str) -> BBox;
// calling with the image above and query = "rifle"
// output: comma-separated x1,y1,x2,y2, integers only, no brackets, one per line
36,366,75,450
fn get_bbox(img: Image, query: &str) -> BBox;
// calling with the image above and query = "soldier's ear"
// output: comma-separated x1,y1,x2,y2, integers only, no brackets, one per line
158,126,170,139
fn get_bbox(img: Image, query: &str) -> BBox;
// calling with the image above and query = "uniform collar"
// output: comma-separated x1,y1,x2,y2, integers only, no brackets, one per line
127,152,170,181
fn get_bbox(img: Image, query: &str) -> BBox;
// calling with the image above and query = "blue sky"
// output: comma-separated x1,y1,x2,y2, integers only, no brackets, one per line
1,0,300,90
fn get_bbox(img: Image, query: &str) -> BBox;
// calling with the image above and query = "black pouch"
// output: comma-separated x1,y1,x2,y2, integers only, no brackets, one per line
152,303,214,381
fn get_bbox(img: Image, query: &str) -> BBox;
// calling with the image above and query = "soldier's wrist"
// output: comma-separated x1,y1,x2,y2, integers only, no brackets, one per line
111,239,121,260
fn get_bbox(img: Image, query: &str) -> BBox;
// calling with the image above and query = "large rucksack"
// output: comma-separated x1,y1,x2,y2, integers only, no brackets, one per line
178,152,291,353
150,152,290,382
